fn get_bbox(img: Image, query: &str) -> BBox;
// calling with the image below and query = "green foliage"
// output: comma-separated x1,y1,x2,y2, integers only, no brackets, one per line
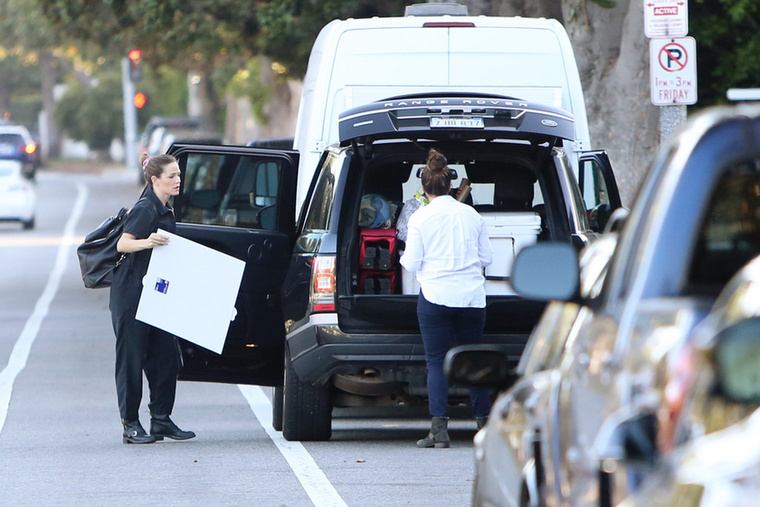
691,0,760,105
55,73,124,151
588,0,616,8
9,93,42,128
228,58,270,124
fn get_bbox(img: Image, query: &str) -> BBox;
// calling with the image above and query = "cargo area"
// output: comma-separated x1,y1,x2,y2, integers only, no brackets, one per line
337,142,551,337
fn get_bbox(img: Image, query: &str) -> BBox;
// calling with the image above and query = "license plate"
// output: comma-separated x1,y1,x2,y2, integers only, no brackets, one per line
429,117,484,128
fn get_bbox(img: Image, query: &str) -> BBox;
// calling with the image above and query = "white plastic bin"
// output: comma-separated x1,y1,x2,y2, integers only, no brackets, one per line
481,212,542,295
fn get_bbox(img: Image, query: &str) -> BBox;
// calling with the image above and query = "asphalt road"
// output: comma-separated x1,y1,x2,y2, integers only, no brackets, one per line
0,164,480,507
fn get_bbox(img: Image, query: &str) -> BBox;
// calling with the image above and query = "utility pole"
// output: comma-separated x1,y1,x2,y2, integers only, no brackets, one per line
121,57,138,172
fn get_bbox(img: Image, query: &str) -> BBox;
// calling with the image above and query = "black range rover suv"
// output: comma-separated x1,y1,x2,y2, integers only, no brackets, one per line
168,94,621,441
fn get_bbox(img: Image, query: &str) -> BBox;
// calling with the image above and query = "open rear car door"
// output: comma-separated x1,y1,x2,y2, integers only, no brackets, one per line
167,144,298,386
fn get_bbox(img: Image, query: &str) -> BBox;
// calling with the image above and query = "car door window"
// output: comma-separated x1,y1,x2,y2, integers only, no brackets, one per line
178,152,283,230
303,152,340,232
688,158,760,293
580,157,616,231
580,158,613,211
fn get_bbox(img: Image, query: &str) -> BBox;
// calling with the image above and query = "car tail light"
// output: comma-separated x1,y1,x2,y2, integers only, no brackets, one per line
310,255,336,312
24,143,37,155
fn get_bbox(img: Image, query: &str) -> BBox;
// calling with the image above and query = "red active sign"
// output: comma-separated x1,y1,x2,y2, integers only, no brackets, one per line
650,37,697,105
644,0,688,38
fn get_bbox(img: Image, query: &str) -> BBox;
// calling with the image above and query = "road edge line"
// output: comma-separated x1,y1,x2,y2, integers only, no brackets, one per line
238,385,348,507
0,182,88,434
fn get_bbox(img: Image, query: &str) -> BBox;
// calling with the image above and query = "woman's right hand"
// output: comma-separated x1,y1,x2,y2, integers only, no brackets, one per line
145,232,169,249
117,232,169,253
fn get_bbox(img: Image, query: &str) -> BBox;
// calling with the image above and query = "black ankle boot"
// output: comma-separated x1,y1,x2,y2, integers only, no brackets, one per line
416,416,450,448
122,419,157,444
150,415,196,441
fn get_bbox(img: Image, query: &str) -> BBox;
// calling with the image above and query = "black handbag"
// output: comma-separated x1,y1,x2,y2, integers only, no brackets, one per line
76,207,131,289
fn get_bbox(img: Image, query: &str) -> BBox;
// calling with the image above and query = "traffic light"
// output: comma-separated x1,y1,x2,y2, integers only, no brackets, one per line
133,92,148,109
127,49,143,82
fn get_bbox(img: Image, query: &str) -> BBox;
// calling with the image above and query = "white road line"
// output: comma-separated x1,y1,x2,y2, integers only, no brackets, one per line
238,385,348,507
0,183,88,434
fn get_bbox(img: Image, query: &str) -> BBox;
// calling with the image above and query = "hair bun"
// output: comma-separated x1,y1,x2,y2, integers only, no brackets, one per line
427,148,448,173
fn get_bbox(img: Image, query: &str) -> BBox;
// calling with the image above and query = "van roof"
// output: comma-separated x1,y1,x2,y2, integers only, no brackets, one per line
338,94,574,145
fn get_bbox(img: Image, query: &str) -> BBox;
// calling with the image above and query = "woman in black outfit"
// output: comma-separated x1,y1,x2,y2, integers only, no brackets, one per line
110,153,195,444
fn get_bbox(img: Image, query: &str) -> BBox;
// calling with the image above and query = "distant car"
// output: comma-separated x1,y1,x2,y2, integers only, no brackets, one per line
136,116,210,181
605,254,760,507
0,124,40,179
0,160,36,229
150,128,222,158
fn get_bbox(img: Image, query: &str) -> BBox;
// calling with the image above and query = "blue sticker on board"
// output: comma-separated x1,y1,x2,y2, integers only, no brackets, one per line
155,278,170,294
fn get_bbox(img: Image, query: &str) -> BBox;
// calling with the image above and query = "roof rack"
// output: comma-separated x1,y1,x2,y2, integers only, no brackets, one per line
338,94,575,145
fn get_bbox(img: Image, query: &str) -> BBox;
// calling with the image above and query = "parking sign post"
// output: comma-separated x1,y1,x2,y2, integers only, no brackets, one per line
644,0,694,141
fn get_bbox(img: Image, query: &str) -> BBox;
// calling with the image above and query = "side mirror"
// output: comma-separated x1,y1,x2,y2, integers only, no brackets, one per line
714,317,760,404
444,345,518,389
512,243,580,301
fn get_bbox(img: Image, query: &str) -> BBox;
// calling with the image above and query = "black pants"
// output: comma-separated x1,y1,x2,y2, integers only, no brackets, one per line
110,269,180,422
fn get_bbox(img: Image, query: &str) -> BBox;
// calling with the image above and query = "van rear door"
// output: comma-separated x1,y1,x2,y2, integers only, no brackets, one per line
167,144,298,386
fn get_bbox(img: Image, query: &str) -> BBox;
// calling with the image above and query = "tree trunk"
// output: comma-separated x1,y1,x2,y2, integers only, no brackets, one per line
196,61,222,134
39,50,60,159
464,0,659,205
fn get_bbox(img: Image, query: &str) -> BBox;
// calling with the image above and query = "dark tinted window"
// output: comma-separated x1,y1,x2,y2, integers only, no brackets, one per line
689,158,760,290
303,153,339,231
177,152,282,230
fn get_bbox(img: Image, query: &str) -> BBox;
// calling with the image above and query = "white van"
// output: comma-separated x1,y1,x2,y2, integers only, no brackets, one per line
293,4,592,210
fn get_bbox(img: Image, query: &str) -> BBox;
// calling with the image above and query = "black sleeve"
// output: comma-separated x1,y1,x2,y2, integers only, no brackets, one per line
123,201,156,240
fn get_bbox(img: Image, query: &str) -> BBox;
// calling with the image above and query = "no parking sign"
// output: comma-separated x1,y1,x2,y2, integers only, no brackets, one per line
649,37,697,106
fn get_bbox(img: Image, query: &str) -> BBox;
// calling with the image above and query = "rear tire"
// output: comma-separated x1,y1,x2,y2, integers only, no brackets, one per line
282,356,332,441
271,386,284,431
22,217,34,230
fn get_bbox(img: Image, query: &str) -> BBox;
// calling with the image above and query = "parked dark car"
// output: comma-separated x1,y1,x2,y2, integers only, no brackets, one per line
449,104,760,506
166,94,621,441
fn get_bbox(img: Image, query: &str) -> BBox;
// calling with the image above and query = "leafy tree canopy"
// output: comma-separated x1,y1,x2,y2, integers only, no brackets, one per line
692,0,760,104
35,0,403,79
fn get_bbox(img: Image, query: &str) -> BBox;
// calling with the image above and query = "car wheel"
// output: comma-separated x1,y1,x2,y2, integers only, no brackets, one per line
282,356,332,441
22,217,34,230
271,385,284,431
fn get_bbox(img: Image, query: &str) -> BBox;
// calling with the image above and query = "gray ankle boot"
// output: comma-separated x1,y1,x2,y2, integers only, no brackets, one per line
476,416,488,430
417,416,450,448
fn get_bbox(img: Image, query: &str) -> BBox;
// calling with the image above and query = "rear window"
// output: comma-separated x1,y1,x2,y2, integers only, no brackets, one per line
0,133,23,146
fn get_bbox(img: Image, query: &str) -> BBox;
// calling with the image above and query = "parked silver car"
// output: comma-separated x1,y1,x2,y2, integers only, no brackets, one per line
608,254,760,507
449,104,760,507
448,231,618,507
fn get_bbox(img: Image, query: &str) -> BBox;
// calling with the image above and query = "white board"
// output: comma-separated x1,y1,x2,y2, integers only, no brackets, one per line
135,229,245,354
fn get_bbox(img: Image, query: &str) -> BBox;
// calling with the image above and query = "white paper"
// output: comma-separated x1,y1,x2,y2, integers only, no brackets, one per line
135,229,245,354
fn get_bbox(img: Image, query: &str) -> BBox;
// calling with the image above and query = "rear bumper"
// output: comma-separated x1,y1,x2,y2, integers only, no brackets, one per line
286,313,528,386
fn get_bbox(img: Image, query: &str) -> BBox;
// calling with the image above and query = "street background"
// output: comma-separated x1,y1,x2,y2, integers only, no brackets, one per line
0,164,480,507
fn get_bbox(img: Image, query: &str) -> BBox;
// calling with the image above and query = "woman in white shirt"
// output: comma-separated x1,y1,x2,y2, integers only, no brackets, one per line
400,148,494,448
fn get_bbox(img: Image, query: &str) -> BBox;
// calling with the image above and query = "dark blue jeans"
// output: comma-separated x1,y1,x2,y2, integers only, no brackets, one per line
417,293,492,418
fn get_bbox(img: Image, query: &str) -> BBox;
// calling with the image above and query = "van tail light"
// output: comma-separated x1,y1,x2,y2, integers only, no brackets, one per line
310,255,336,313
24,143,37,155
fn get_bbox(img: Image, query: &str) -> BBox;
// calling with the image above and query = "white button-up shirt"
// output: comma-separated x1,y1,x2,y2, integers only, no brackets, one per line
400,195,493,308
